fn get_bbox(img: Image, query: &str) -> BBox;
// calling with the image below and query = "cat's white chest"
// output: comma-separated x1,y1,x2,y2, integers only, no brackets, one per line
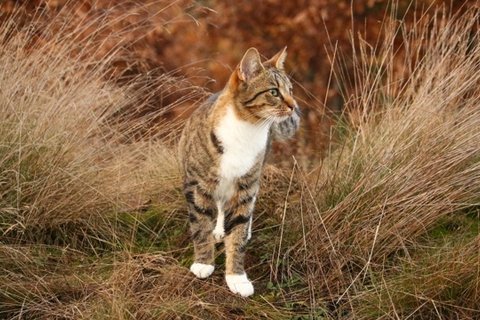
215,106,269,180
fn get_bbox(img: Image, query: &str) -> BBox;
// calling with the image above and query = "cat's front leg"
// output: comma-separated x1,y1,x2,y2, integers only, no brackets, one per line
246,195,256,241
223,196,256,297
212,201,225,241
184,182,216,279
247,214,253,241
188,209,216,278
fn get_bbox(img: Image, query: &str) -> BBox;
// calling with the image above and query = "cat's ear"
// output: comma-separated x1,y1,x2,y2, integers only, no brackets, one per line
266,46,287,69
238,48,264,82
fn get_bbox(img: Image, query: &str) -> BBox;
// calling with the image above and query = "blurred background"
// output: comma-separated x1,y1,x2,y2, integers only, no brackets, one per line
1,0,476,154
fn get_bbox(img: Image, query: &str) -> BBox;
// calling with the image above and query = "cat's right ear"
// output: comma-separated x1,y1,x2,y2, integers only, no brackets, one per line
238,48,264,82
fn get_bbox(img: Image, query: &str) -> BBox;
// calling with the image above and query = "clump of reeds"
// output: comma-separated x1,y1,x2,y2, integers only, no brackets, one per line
277,5,480,318
0,4,190,244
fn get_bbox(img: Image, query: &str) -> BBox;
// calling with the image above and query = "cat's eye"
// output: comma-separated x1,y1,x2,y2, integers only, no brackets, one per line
269,88,280,97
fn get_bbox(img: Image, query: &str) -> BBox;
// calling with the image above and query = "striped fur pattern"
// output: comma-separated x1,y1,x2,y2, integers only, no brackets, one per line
178,47,300,297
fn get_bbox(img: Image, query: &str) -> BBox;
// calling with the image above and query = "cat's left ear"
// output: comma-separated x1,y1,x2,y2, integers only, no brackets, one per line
266,46,287,69
238,48,265,82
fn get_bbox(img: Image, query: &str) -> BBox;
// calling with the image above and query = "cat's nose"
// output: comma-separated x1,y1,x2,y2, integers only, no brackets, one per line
284,96,296,110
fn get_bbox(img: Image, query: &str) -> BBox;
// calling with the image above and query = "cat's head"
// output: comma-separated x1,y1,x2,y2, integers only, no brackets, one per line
226,47,298,124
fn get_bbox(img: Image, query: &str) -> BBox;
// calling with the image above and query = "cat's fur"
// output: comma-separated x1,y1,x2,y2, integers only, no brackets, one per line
178,47,300,297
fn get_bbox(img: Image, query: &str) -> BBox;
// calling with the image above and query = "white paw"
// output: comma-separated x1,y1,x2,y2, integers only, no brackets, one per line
190,263,214,279
225,273,254,297
212,226,225,241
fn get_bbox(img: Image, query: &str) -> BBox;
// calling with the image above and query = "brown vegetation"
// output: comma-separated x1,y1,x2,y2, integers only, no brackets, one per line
0,1,479,319
2,0,477,150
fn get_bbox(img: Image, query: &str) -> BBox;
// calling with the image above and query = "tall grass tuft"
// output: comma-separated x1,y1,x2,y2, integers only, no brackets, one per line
278,6,480,318
0,5,186,245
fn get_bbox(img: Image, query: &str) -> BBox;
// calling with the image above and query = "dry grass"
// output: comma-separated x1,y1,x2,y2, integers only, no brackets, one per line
1,3,479,320
280,6,480,318
0,5,189,245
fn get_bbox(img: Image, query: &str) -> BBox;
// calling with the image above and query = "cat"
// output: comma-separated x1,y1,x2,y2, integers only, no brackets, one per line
178,47,300,297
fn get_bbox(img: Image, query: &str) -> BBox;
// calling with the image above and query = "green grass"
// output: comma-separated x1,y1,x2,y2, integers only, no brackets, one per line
353,212,480,319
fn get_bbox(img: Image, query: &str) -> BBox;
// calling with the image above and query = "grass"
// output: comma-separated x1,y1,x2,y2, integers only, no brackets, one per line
1,2,479,320
353,213,480,319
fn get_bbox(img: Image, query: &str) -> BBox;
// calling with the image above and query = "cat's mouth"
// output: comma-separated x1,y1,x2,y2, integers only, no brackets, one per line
273,108,295,122
257,108,293,123
273,114,290,123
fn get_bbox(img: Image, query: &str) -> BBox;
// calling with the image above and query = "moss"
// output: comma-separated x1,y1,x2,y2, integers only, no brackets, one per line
428,213,480,243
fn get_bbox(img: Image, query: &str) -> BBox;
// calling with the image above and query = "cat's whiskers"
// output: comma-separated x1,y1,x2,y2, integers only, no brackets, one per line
256,116,275,131
259,115,274,126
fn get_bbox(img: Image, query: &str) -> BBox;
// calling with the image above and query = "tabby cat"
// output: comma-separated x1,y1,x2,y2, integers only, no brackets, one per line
178,47,300,297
